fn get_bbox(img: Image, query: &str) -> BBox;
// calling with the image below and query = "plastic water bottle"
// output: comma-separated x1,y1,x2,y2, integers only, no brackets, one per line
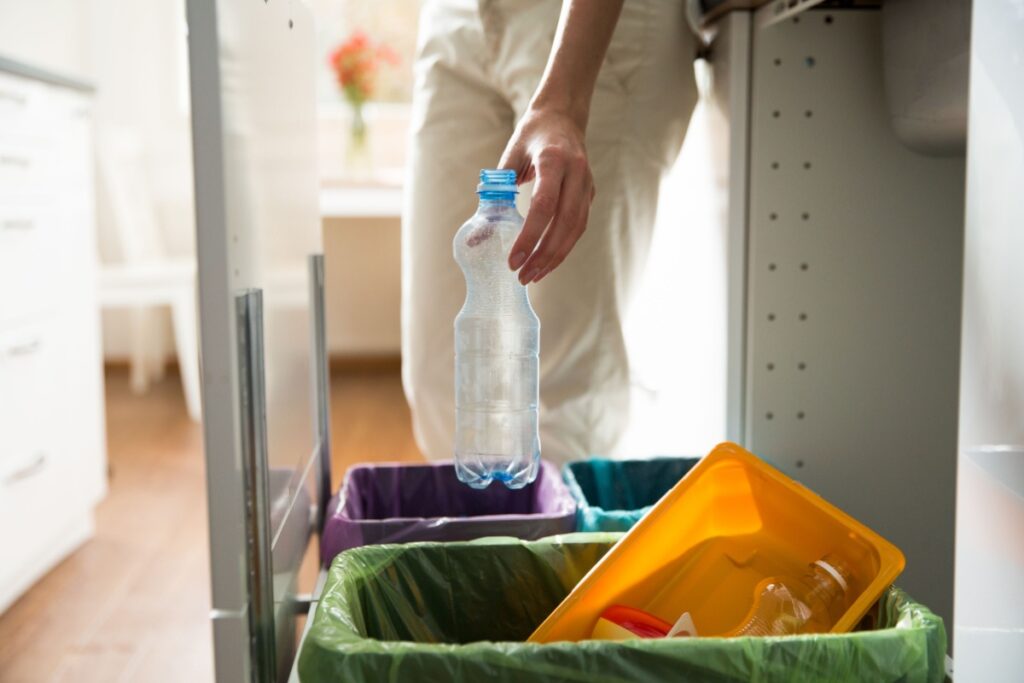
452,169,541,489
725,554,853,637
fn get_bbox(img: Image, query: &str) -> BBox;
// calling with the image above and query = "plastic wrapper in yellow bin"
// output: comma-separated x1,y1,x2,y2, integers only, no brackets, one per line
530,442,907,642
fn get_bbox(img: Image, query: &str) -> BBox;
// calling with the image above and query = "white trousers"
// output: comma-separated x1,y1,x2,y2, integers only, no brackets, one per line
402,0,697,465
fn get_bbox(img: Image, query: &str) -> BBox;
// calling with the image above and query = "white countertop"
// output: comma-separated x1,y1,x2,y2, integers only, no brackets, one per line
320,185,403,219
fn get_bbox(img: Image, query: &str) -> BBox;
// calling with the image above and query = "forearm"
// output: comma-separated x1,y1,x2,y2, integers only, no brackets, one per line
499,0,620,281
530,0,625,129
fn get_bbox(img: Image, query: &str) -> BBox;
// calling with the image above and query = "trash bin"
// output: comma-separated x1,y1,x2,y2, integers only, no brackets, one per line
298,535,946,683
564,457,699,531
319,460,576,566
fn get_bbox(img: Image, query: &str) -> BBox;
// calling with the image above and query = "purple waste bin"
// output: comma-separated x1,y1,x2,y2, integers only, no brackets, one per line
320,460,577,566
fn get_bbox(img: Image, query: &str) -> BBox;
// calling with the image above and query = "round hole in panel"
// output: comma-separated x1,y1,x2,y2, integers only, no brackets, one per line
825,15,834,24
799,312,808,321
766,412,775,420
771,161,779,170
768,313,776,321
767,362,775,371
773,110,781,118
769,263,777,271
801,212,810,221
797,411,805,420
805,56,816,68
774,58,782,66
770,212,778,221
796,459,805,468
800,262,809,271
804,161,812,170
805,110,813,118
798,362,807,370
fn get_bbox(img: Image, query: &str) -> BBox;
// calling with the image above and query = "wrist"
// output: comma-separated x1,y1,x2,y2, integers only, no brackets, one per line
529,88,590,130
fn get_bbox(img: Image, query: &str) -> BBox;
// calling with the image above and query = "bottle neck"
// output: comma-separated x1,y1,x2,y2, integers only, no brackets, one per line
477,193,517,209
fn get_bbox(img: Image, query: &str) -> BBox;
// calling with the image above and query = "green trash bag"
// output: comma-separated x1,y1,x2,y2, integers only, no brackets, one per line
564,457,700,531
298,535,946,683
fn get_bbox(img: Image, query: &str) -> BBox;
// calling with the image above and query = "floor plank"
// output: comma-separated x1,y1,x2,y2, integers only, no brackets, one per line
0,364,421,682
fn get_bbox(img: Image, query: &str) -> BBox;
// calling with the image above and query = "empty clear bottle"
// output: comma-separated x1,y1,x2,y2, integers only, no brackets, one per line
724,554,853,637
452,169,541,489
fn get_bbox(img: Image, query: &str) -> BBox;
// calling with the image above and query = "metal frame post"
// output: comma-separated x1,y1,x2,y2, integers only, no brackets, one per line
308,254,333,556
236,289,276,683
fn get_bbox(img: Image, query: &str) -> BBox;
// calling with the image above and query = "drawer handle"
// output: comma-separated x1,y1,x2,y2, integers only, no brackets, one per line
5,338,41,357
0,155,30,168
2,219,35,232
4,453,47,486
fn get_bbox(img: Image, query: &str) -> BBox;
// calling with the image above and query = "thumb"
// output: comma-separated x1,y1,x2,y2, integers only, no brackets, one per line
498,138,531,184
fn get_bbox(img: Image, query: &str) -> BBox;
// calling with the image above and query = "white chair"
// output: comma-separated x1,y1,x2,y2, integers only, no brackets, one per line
96,131,201,421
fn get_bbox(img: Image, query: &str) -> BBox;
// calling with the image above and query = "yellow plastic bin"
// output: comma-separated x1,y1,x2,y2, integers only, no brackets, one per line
531,442,906,642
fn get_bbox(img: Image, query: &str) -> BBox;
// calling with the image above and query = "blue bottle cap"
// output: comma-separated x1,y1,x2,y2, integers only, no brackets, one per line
477,168,518,195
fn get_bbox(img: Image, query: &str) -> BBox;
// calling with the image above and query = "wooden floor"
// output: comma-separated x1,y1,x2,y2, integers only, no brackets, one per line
0,364,421,682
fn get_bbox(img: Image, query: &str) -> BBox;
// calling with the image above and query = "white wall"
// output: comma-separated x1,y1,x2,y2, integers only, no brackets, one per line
0,0,94,79
90,0,195,257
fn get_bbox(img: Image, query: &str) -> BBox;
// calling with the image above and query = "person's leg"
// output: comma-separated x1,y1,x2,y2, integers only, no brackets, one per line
494,0,698,463
402,1,515,460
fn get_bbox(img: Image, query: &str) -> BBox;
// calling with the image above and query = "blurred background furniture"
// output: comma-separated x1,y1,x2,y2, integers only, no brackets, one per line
0,56,107,613
96,130,200,421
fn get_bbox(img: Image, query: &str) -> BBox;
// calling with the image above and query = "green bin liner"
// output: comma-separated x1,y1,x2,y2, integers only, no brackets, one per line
564,457,700,531
298,535,946,683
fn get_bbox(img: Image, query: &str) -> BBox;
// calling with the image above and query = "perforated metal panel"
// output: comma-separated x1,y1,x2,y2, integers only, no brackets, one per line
743,9,964,625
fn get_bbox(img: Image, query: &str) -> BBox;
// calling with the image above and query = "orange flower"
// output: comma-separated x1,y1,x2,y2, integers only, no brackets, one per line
328,30,399,105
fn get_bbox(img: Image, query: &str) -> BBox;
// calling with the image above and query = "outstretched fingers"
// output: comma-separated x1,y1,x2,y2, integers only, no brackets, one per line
517,156,591,284
508,157,564,275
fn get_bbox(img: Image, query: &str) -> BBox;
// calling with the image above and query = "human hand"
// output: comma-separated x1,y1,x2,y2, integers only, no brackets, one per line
499,107,596,285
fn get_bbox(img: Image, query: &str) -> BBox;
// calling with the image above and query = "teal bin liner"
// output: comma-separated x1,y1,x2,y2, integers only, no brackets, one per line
564,457,700,531
298,535,946,683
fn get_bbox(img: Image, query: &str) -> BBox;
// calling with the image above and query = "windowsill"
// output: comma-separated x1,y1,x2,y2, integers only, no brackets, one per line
320,183,403,219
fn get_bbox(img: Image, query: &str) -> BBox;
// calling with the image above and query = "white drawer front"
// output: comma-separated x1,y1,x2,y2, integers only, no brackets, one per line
0,316,96,492
0,140,52,205
0,445,79,604
0,321,53,472
0,84,92,206
0,140,87,205
0,72,44,132
0,205,61,324
0,74,81,146
0,74,101,610
39,88,93,189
